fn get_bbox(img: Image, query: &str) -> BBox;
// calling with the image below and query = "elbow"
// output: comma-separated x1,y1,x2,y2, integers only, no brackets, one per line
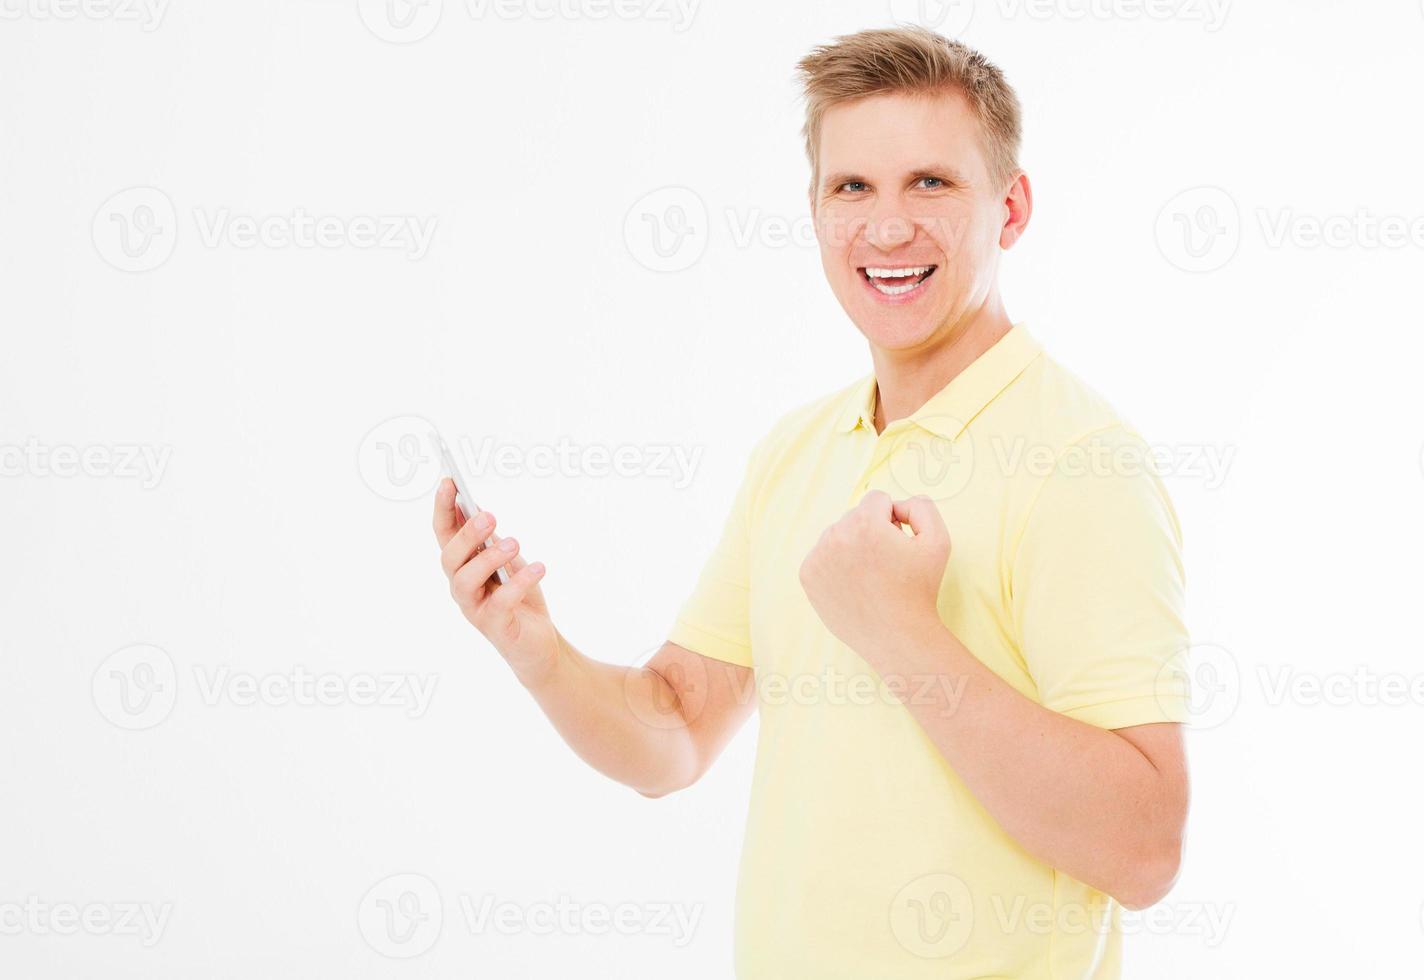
1113,763,1190,911
634,778,693,800
1113,835,1184,912
633,760,703,800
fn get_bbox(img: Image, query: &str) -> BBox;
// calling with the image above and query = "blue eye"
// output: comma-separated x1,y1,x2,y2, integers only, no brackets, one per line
918,176,944,189
840,181,867,193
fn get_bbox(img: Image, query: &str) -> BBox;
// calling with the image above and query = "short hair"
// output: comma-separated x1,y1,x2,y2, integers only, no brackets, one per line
795,26,1023,192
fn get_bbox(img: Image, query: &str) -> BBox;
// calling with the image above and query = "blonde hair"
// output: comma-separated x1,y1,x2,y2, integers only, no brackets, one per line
795,26,1022,191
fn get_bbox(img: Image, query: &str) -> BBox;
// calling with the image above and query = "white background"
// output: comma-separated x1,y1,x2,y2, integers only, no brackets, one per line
3,0,1422,976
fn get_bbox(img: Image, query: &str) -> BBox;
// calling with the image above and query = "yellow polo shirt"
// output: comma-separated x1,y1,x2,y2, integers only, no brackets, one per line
669,323,1191,979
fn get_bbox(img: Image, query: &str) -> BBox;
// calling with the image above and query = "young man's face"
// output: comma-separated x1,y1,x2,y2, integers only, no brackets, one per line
812,90,1015,351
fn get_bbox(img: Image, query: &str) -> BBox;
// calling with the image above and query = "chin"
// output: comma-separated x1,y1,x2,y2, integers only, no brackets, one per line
850,305,944,351
830,266,956,352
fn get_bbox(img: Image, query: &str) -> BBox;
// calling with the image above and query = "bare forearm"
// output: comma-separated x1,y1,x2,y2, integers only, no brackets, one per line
512,631,700,797
865,622,1186,908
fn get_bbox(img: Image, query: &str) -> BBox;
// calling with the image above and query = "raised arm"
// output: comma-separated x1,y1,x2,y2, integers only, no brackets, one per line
798,490,1190,910
433,478,755,797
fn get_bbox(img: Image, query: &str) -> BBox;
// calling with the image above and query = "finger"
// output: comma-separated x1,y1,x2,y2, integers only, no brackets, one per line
859,488,894,521
432,478,465,547
487,531,530,574
481,558,547,618
451,536,521,606
892,495,948,543
440,508,498,577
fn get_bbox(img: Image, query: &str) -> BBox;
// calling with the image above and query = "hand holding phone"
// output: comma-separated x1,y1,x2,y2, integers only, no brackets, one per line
432,431,509,585
431,430,555,681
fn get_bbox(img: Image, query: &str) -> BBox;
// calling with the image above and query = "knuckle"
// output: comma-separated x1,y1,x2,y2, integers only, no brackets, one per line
450,565,482,601
799,552,819,581
484,587,515,617
442,543,471,577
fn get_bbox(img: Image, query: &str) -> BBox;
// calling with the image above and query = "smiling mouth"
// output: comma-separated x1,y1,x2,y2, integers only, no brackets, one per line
860,264,937,297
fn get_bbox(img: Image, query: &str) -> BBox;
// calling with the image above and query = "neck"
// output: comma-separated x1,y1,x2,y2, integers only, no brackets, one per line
869,295,1013,435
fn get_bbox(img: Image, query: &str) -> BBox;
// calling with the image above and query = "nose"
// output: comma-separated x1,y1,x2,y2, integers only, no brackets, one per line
864,196,916,251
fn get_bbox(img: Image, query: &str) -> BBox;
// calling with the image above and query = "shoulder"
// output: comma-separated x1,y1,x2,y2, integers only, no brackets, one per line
744,373,869,469
983,336,1185,540
1002,349,1182,551
1002,347,1151,454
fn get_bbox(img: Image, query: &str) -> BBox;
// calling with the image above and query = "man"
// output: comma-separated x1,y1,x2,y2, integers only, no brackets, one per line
433,26,1192,979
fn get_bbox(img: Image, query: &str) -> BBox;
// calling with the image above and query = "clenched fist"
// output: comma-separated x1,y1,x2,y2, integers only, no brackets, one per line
798,490,952,661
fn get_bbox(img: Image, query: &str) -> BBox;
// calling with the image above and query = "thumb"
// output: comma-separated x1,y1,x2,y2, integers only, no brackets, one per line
892,495,950,550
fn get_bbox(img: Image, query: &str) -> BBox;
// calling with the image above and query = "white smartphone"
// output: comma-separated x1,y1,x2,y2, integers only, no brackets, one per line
432,431,509,585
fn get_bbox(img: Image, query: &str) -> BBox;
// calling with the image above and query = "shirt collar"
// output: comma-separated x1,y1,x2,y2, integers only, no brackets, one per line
835,322,1044,439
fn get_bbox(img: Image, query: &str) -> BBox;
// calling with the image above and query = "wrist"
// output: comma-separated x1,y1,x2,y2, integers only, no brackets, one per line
860,611,948,669
509,631,567,692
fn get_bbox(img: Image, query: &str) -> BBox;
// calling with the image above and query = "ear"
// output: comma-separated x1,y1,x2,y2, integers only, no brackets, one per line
999,171,1033,250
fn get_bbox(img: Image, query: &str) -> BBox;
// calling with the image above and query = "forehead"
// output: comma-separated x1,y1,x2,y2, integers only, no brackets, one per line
817,89,988,177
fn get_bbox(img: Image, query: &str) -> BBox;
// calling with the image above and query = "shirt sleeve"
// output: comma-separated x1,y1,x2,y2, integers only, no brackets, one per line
666,435,771,670
1009,425,1191,730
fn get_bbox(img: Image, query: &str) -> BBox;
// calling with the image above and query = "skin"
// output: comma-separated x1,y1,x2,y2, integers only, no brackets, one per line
809,89,1032,423
433,490,754,798
434,88,1188,911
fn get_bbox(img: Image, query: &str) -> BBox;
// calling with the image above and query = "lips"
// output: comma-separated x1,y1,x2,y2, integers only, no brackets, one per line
860,264,937,298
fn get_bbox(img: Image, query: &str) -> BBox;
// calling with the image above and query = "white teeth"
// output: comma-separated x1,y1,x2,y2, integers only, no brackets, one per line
863,265,934,296
870,278,923,296
865,265,931,279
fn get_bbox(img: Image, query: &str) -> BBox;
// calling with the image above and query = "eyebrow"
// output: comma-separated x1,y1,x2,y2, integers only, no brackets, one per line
820,164,969,192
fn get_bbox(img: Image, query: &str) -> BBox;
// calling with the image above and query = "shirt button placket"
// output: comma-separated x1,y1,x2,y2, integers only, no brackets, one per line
852,424,905,502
